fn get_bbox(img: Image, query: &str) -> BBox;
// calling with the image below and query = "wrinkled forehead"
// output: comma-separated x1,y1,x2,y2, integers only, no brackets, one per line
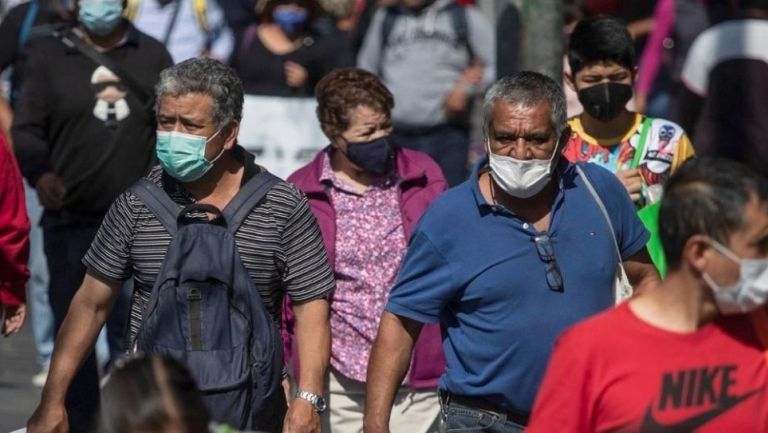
489,100,555,134
157,93,216,120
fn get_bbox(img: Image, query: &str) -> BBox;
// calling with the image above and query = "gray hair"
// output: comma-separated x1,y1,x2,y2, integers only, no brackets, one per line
482,71,567,139
154,58,244,129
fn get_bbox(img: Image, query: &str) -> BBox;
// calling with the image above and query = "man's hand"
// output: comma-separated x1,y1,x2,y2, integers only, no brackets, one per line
461,63,484,87
1,302,26,336
282,398,320,433
444,63,484,119
35,172,66,210
616,168,644,203
444,86,470,120
28,401,68,433
285,61,308,89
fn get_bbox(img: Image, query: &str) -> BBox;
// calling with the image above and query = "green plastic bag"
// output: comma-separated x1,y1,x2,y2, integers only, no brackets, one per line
638,201,666,276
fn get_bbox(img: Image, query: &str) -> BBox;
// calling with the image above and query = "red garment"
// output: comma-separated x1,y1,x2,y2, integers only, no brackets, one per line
0,132,30,306
527,303,768,433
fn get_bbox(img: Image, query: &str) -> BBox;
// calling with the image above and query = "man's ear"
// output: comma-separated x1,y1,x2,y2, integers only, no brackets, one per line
683,234,712,275
222,120,240,150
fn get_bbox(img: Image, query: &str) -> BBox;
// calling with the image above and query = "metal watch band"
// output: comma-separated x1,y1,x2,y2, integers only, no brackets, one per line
295,390,327,413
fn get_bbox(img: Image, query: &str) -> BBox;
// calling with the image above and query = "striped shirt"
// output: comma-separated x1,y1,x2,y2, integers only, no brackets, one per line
83,146,335,349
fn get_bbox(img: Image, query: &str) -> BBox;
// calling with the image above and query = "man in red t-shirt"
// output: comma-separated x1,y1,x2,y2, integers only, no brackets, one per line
527,157,768,433
0,130,30,336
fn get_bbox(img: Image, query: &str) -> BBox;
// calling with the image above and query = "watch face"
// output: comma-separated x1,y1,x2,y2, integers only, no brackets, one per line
315,395,327,412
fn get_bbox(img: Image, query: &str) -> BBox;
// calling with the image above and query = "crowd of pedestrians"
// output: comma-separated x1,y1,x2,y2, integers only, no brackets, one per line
1,0,768,433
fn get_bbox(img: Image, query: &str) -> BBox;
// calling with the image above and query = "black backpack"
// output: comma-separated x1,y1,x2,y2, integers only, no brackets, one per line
127,172,284,431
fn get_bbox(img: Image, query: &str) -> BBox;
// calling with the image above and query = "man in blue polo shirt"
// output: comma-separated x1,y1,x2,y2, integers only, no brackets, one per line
362,72,660,433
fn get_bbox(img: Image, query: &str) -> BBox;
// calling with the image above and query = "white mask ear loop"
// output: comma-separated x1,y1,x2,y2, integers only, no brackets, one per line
707,237,742,265
206,127,227,163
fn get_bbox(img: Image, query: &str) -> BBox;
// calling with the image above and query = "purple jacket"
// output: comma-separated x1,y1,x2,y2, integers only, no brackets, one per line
283,146,448,389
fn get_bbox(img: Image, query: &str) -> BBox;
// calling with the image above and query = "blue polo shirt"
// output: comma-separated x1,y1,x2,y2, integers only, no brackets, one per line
386,157,649,413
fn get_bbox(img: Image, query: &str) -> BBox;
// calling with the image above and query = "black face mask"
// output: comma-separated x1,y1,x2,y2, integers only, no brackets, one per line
344,136,395,176
577,82,633,122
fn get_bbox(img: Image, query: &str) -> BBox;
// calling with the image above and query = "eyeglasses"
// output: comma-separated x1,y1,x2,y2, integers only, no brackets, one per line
532,234,564,292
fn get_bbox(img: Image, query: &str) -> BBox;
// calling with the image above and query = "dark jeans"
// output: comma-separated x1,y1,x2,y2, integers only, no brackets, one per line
42,211,132,433
440,392,526,433
394,124,470,187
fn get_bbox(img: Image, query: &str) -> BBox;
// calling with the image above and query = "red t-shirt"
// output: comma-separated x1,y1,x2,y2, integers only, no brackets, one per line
527,303,768,433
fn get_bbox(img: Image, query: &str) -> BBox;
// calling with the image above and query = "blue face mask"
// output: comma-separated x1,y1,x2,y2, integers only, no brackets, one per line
156,129,224,182
272,8,308,38
78,0,123,36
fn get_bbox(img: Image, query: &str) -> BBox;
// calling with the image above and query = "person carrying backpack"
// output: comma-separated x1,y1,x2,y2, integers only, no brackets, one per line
357,0,496,187
26,58,335,433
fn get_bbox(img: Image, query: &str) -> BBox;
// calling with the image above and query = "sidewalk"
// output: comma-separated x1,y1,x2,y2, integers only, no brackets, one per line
0,323,41,433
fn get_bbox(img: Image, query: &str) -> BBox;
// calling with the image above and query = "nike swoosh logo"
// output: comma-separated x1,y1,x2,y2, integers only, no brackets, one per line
639,389,761,433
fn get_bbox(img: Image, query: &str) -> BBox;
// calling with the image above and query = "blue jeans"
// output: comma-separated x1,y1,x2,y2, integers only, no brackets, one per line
24,182,53,370
440,394,526,433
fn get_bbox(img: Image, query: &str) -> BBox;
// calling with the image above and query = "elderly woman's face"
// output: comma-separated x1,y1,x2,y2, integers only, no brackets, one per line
334,105,392,151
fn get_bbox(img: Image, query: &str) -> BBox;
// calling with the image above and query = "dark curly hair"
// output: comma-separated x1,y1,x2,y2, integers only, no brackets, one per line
315,68,394,138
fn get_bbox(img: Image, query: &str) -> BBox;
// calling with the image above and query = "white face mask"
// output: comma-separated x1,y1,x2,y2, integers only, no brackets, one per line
702,237,768,315
487,141,557,199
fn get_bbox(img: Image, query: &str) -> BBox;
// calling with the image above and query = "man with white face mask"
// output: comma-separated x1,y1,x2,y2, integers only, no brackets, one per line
364,72,659,433
528,157,768,433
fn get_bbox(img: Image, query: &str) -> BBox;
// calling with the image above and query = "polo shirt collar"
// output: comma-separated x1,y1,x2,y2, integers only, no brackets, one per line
469,155,571,211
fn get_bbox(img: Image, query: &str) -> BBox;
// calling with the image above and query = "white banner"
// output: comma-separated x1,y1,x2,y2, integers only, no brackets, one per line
238,95,327,179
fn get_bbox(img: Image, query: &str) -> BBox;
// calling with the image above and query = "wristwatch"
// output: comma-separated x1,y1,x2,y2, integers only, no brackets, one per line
295,390,327,413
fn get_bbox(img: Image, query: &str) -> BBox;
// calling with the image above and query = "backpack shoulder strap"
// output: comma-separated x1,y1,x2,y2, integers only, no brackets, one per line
379,6,398,59
57,28,153,106
449,1,472,59
238,23,259,59
222,171,281,234
575,164,622,262
127,178,180,235
18,0,39,52
193,0,208,32
124,0,140,21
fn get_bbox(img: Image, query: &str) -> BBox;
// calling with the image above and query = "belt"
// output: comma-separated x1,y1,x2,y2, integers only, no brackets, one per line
442,392,530,426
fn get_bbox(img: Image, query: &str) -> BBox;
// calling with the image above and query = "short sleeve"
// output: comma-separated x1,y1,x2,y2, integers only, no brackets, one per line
680,31,711,96
671,132,695,173
279,187,335,303
82,192,138,281
386,229,457,323
526,329,596,433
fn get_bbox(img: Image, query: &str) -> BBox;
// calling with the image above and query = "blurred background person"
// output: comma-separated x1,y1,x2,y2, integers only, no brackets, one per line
232,0,329,96
634,0,729,118
284,68,448,433
13,0,172,428
0,0,73,387
125,0,236,64
357,0,495,187
678,0,768,179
